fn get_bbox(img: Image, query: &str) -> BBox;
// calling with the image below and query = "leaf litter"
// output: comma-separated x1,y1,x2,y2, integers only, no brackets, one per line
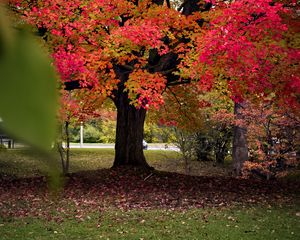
0,167,299,222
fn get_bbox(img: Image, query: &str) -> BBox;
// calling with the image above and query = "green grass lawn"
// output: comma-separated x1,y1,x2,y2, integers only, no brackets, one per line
0,148,299,239
0,148,230,177
1,206,299,240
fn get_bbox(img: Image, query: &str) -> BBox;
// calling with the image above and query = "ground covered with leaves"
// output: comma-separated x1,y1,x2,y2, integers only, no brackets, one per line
0,149,299,239
0,167,299,221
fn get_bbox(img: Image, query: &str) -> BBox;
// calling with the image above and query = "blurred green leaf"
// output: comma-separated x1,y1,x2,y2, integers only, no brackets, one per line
0,5,57,151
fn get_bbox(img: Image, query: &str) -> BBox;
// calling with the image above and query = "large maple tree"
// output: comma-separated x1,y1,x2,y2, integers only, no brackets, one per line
8,0,299,169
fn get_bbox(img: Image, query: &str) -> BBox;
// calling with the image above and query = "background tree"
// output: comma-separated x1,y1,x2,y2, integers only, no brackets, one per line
239,102,300,179
57,88,104,174
179,0,300,174
69,103,117,144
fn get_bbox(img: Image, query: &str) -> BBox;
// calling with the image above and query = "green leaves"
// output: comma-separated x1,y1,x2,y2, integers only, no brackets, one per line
0,5,57,151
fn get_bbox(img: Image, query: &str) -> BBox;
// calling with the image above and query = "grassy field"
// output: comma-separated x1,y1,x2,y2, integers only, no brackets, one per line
0,148,299,239
0,148,230,177
1,206,299,240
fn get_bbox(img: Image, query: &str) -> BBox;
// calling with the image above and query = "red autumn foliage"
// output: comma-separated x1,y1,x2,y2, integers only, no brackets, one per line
8,0,300,110
212,101,300,179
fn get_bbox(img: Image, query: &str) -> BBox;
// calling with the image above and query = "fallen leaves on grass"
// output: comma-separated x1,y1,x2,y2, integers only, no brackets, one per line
0,167,299,222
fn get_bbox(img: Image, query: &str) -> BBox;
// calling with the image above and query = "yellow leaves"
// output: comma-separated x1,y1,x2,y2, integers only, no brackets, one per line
136,0,153,11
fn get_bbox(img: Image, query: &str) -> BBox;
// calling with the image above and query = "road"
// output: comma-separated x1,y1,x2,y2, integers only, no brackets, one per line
69,143,180,151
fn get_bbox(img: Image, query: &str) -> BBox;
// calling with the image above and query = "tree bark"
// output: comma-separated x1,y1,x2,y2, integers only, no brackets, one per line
112,90,151,169
215,144,226,164
57,121,70,175
232,102,248,176
64,120,70,173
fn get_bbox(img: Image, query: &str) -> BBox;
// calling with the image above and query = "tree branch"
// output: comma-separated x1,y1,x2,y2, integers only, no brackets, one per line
165,86,194,122
167,79,191,86
166,0,171,8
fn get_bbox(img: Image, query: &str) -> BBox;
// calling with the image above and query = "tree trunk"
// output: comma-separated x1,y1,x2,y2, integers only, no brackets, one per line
215,145,226,165
112,91,151,169
64,120,70,173
232,102,248,176
57,121,70,175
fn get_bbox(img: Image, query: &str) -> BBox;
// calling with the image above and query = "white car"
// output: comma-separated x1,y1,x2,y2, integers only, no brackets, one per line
143,140,148,150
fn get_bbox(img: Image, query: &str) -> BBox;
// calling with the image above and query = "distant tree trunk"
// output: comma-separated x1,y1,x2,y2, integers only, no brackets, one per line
215,143,227,164
215,127,232,165
112,90,151,169
57,121,70,175
232,102,248,176
64,121,70,173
